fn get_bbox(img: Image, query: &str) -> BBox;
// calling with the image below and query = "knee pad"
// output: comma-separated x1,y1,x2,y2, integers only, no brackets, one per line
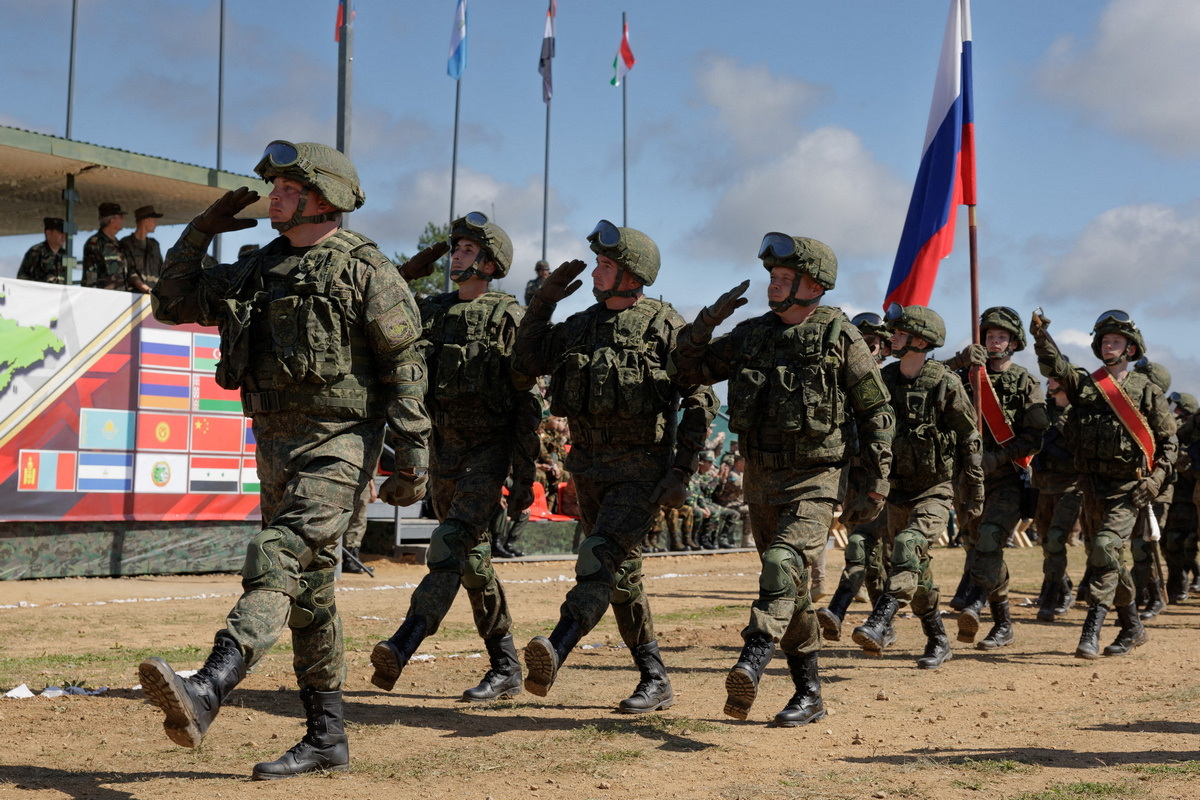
974,523,1008,555
891,529,925,573
1089,531,1122,571
461,542,496,591
760,543,802,597
289,567,337,634
427,520,471,574
1129,536,1151,565
1163,530,1187,555
242,525,310,598
1042,527,1068,556
611,558,645,606
845,531,871,567
576,535,618,586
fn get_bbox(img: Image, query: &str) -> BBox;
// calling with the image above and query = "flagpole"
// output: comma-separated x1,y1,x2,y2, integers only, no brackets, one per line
542,101,550,261
448,78,461,293
621,11,628,227
969,204,983,429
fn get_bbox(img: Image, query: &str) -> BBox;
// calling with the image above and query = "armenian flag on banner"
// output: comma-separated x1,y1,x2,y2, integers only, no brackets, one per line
17,450,77,492
136,412,190,452
138,370,191,410
243,418,257,454
192,373,241,414
241,457,260,494
189,455,241,494
192,333,221,373
191,415,244,453
134,452,188,494
140,327,192,371
77,452,135,492
78,408,136,451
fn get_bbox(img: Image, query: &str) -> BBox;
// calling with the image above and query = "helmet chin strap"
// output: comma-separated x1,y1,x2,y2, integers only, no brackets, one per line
592,266,641,302
768,270,818,313
271,193,338,233
451,249,490,284
1102,352,1130,367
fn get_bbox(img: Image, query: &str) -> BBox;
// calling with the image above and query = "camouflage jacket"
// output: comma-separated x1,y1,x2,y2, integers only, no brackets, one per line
82,231,127,290
955,362,1049,479
17,241,66,284
121,234,164,292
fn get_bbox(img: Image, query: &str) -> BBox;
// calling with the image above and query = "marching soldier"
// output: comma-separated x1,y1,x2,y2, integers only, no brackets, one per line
1031,375,1084,621
1164,392,1199,602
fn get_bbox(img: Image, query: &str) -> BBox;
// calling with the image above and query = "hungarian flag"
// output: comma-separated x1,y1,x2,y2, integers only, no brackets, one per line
884,0,975,309
448,0,467,80
539,0,556,103
611,20,635,87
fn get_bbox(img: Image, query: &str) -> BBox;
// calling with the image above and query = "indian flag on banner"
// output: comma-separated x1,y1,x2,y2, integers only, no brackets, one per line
192,333,221,373
17,450,77,492
241,457,260,494
135,452,188,494
192,373,241,414
189,455,241,494
140,327,191,371
611,20,635,86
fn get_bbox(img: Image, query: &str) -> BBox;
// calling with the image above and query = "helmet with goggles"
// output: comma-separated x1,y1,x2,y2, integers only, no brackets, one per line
448,211,514,279
1133,357,1170,393
587,220,660,300
885,303,945,353
254,141,364,231
1090,309,1146,363
851,311,888,340
1169,391,1199,416
979,306,1026,354
758,233,837,290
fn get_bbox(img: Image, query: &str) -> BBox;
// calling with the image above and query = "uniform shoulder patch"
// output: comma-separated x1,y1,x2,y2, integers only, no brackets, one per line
369,300,422,353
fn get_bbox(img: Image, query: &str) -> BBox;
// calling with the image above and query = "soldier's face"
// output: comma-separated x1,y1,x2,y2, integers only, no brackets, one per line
889,330,910,351
592,255,621,291
698,459,713,473
268,177,309,222
985,328,1012,356
1100,333,1132,363
45,230,66,250
451,239,488,281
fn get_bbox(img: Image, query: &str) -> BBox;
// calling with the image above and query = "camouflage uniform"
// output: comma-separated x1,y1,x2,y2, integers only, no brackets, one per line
17,241,66,284
671,234,892,725
82,230,127,290
1033,310,1177,658
712,464,749,548
688,466,736,549
1030,399,1084,620
1164,399,1199,601
121,233,165,292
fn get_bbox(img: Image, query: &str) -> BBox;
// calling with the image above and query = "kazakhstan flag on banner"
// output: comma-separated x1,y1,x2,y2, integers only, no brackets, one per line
79,408,136,451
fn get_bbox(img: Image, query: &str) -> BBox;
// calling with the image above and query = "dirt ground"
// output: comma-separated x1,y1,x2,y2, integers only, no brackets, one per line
1,545,1198,800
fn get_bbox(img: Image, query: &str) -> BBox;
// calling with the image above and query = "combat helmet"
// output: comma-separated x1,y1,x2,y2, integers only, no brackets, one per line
851,311,889,340
758,233,837,313
1090,309,1146,365
1169,391,1199,416
448,211,514,279
979,306,1026,355
1134,358,1171,393
255,140,365,231
587,219,660,301
885,303,945,355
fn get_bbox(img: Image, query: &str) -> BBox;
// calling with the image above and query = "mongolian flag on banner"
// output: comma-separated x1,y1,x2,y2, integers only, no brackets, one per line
17,450,77,492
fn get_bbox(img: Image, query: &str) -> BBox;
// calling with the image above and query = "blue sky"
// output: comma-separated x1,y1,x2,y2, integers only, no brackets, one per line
3,0,1199,391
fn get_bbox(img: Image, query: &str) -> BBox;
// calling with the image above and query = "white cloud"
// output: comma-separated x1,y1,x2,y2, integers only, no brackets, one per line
1035,0,1200,156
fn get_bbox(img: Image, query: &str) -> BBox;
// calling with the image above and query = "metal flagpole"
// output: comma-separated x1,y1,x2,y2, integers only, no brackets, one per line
542,100,551,261
63,0,80,284
214,0,226,262
621,11,628,227
337,0,354,232
448,78,461,293
969,204,982,429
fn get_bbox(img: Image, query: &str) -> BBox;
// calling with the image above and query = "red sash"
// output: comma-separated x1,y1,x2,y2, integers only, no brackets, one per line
976,367,1033,471
1091,367,1156,471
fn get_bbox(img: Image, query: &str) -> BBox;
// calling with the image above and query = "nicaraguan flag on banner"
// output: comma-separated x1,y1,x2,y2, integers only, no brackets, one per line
77,452,134,493
884,0,975,309
539,0,556,102
448,0,467,80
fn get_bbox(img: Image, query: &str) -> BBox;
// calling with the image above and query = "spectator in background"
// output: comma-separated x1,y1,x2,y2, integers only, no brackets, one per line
82,202,128,290
122,205,165,293
524,259,550,305
18,217,67,284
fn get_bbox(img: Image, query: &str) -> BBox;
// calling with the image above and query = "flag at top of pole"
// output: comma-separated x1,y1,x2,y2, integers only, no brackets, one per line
539,0,556,102
611,20,635,86
884,0,975,310
334,0,353,42
448,0,467,80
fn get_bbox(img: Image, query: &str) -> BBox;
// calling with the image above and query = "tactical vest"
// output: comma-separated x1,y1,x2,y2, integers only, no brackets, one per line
885,359,957,490
1068,370,1155,478
963,365,1035,454
423,290,519,423
1032,402,1075,476
548,298,675,441
728,307,850,464
215,230,387,418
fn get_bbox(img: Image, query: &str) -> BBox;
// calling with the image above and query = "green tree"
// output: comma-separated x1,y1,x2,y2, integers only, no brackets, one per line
394,221,450,297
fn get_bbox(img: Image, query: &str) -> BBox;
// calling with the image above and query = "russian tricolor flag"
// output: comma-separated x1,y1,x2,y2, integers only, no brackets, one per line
884,0,975,309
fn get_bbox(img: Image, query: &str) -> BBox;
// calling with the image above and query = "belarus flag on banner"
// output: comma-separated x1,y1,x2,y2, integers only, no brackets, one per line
140,327,191,371
192,374,242,414
884,0,975,310
17,450,77,492
611,20,635,87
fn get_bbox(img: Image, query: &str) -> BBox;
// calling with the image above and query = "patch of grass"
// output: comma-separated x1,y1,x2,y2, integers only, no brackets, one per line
1011,781,1137,800
1123,760,1200,778
0,643,207,687
654,605,740,623
951,756,1037,775
1137,685,1200,704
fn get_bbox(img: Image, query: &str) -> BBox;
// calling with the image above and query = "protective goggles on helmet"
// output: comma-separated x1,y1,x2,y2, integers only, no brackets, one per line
1168,391,1182,407
758,232,795,260
255,140,354,188
1092,309,1132,331
852,312,884,327
1135,356,1150,369
885,302,905,323
460,211,489,230
588,219,622,248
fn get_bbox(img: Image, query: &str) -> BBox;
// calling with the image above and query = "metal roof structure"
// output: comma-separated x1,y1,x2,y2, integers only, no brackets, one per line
0,125,268,236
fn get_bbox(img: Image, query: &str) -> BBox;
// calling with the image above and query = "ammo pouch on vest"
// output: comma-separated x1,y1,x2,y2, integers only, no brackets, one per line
215,295,255,390
268,288,351,385
549,299,672,419
1073,378,1146,478
889,362,956,488
428,292,516,412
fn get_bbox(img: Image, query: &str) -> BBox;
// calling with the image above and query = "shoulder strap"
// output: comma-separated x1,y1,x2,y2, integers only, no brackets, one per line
978,368,1033,471
1092,367,1156,470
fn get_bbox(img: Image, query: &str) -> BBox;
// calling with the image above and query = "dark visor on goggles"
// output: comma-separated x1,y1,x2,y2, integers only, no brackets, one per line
885,302,905,322
259,140,300,169
853,312,884,327
588,220,621,248
1093,309,1132,330
758,232,795,260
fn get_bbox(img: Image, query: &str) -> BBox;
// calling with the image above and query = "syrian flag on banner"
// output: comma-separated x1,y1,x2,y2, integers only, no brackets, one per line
448,0,467,80
539,0,556,103
611,20,635,86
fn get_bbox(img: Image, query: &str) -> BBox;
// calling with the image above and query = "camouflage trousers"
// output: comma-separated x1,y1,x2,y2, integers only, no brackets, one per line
838,512,890,604
222,422,383,693
1130,498,1170,595
403,468,512,641
1034,487,1083,586
563,474,658,648
961,470,1023,602
343,481,372,551
1079,474,1140,610
882,483,953,616
1163,500,1198,579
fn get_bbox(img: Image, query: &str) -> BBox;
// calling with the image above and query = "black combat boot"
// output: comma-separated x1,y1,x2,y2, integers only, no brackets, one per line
505,515,528,558
1053,576,1074,616
1190,560,1200,594
1139,581,1165,621
462,634,523,702
772,652,826,727
618,640,675,714
947,572,972,611
816,584,857,642
916,610,952,669
1104,603,1149,656
342,546,366,574
524,616,585,697
252,688,349,780
1037,575,1058,622
723,633,776,720
1167,565,1187,604
851,594,901,656
139,634,247,748
977,600,1015,650
956,584,987,643
491,532,515,559
1074,605,1108,660
370,615,428,691
1075,567,1093,605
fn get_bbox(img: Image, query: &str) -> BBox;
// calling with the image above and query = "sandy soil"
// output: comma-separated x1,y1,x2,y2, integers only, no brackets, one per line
1,546,1198,800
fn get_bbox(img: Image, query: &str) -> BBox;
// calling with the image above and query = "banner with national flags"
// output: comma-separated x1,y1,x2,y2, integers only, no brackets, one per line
79,408,136,451
140,327,191,371
539,0,556,103
136,412,189,452
241,457,260,494
139,370,191,411
189,455,241,494
448,0,467,80
17,450,77,492
884,0,975,310
611,20,635,87
77,452,134,493
135,452,188,494
192,374,241,414
191,415,244,454
192,333,221,372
